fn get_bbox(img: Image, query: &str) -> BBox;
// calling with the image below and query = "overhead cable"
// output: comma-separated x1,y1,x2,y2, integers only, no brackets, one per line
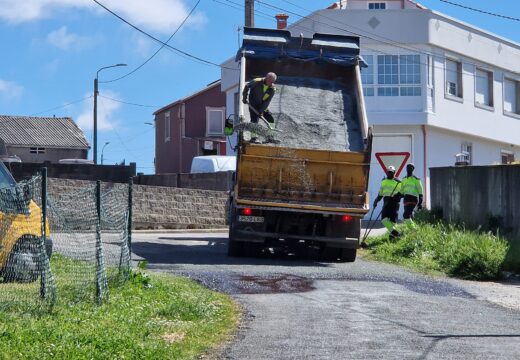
101,0,202,83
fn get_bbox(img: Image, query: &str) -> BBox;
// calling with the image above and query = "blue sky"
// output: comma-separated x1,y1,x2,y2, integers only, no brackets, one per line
0,0,518,173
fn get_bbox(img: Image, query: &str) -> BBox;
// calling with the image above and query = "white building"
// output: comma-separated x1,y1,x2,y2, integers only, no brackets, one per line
221,0,520,207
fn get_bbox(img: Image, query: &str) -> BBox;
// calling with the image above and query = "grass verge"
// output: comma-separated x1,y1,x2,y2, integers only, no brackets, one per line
0,259,239,359
364,221,509,280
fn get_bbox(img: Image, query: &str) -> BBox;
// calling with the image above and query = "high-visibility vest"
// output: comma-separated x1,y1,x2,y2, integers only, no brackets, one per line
401,176,423,197
378,178,401,197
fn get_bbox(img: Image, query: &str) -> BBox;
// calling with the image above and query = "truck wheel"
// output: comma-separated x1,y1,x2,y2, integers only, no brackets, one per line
339,248,357,262
320,246,341,262
3,235,42,283
227,238,244,257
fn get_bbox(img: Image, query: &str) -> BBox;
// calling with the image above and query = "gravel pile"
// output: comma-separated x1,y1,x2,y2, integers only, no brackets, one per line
267,76,364,152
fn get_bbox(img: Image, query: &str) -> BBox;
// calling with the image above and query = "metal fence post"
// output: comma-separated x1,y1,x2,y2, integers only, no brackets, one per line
127,177,133,256
95,180,108,304
39,167,56,304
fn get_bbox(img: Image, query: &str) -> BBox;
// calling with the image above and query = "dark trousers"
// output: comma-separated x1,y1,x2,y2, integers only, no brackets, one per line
382,197,400,223
403,195,418,219
249,107,274,124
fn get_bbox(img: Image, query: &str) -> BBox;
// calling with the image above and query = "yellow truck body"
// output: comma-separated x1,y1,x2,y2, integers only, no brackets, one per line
236,144,369,214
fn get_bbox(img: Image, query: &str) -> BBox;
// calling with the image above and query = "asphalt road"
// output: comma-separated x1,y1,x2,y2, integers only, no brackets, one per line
131,232,520,360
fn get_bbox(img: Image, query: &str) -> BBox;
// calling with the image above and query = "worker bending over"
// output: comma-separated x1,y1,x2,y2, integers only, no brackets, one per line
242,72,277,125
400,163,423,226
373,166,402,239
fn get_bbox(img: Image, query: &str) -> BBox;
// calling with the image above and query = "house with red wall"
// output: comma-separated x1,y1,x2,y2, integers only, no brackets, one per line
153,80,227,174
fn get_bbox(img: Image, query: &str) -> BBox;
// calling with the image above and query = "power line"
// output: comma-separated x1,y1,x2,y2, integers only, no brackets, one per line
98,94,160,108
439,0,520,22
29,95,93,116
92,0,232,69
101,0,202,83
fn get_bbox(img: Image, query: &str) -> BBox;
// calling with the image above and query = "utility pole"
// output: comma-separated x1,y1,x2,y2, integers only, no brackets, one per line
245,0,254,27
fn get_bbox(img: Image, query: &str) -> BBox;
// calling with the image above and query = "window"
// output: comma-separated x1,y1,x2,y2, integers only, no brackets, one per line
376,54,421,97
475,68,493,107
29,147,45,154
501,151,515,165
178,103,186,137
377,55,398,96
504,78,520,115
399,55,421,96
446,59,463,98
206,107,225,136
164,111,170,142
361,55,374,96
368,2,386,9
461,142,472,165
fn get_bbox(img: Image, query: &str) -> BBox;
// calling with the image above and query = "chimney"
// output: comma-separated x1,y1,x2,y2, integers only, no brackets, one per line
275,13,289,30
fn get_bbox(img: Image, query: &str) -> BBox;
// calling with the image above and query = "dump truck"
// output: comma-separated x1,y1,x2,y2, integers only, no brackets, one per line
0,162,52,282
227,28,372,262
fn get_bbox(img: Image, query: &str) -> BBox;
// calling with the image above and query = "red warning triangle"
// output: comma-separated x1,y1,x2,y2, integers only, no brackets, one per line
375,152,411,177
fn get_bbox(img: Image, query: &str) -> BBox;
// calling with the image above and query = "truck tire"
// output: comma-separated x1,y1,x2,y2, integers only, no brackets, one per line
339,248,357,262
2,235,42,283
320,246,341,262
227,203,245,257
227,235,244,257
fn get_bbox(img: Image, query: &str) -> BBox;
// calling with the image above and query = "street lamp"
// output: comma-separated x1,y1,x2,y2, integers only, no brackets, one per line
101,141,110,165
93,63,127,164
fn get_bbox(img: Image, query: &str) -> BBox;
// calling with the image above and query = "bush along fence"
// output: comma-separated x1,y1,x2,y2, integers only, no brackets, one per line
0,168,132,310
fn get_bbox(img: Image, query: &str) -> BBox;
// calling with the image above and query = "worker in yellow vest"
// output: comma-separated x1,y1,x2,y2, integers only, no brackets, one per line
400,163,424,225
373,166,402,239
242,72,277,125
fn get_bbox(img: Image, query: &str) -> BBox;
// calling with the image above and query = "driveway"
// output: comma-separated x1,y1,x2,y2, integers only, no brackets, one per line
132,232,520,360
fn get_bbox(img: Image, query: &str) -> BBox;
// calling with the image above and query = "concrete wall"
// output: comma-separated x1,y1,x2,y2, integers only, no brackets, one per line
134,171,234,191
47,178,228,229
430,165,520,246
8,162,136,183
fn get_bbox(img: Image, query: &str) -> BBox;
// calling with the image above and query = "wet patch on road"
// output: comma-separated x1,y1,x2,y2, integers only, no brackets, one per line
236,274,315,294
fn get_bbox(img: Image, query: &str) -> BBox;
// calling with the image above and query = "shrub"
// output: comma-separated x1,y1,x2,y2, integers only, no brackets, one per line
366,223,509,280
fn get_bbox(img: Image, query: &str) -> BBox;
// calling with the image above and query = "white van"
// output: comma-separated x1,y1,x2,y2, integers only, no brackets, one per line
190,156,236,173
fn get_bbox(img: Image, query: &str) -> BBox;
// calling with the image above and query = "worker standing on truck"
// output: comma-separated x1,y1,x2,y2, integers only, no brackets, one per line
242,72,277,125
373,166,402,239
401,163,423,226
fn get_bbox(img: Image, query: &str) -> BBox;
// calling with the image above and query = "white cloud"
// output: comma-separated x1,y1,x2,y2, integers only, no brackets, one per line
0,0,204,34
76,90,121,132
46,26,93,51
0,79,24,102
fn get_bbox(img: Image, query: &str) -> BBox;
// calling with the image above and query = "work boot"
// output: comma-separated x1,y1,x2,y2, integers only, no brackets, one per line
389,229,401,240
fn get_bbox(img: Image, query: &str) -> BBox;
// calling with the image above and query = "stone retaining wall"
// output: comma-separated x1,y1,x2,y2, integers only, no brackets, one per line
47,178,228,229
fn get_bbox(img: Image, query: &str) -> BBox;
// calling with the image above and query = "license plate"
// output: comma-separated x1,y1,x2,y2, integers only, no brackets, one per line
238,215,264,223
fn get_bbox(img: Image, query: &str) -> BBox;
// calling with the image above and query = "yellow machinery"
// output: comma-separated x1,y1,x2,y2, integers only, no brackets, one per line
0,162,51,282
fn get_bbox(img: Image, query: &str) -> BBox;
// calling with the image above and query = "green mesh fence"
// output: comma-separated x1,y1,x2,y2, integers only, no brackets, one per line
0,170,131,310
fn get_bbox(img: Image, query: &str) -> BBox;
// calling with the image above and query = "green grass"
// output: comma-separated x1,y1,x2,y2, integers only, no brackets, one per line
0,258,239,360
364,222,509,280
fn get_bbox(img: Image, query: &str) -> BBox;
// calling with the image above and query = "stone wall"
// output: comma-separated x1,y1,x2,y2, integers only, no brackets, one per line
47,178,228,229
134,171,234,191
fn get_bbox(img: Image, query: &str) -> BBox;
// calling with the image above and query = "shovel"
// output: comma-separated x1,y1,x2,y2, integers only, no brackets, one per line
247,103,281,132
